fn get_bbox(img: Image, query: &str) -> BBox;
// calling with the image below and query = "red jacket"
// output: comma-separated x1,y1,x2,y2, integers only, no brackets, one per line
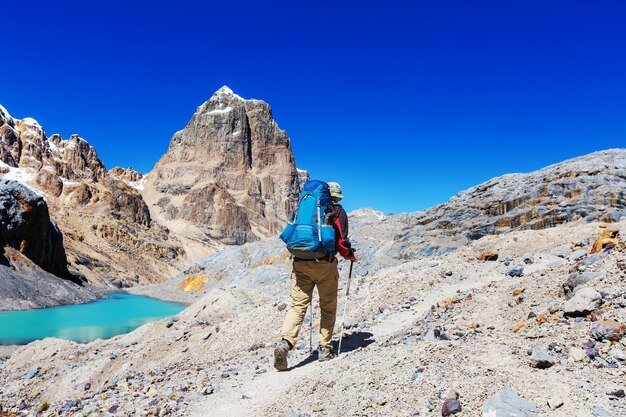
328,202,356,261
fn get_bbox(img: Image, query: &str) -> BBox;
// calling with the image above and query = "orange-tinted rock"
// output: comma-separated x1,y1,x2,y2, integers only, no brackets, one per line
591,320,626,342
180,275,210,292
590,229,625,254
512,321,529,332
478,251,499,261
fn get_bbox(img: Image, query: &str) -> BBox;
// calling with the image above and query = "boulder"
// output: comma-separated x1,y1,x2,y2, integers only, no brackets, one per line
506,265,524,277
591,229,625,254
0,179,75,283
478,251,499,261
591,320,626,342
564,271,598,294
529,347,555,369
562,287,602,317
482,389,544,417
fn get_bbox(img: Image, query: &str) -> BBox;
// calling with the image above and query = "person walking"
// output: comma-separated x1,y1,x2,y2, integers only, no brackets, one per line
274,181,357,371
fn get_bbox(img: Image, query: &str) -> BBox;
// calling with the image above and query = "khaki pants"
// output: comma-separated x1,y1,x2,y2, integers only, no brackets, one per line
281,258,339,349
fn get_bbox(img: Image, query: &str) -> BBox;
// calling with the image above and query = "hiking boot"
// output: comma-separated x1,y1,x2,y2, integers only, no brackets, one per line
273,339,290,371
318,345,336,362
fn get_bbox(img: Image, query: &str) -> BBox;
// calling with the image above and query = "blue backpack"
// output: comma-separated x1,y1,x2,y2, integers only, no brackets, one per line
280,180,336,259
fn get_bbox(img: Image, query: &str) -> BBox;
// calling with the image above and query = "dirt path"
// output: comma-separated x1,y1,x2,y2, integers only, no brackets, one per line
188,269,507,416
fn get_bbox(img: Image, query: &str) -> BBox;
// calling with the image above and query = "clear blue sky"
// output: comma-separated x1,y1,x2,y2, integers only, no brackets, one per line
2,1,624,213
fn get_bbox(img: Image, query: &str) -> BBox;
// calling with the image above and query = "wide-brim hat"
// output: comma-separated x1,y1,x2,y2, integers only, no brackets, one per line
328,181,343,199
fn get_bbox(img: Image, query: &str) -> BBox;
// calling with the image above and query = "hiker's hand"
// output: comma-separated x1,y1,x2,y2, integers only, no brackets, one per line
352,251,359,262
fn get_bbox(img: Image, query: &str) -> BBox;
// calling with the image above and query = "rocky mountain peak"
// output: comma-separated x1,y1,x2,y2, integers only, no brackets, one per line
213,85,244,100
143,87,300,253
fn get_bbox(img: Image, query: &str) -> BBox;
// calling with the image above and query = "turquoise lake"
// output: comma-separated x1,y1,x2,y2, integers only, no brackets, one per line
0,293,186,345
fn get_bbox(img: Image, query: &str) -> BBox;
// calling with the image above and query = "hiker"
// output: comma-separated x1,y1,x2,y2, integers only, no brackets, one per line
274,181,358,371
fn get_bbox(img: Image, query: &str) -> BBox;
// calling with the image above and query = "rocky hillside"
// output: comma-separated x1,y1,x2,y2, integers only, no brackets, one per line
0,88,302,290
142,86,301,258
0,104,185,288
130,150,626,307
0,179,97,310
2,218,625,416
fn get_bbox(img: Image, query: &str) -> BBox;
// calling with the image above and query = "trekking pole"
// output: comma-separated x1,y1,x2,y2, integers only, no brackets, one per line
308,301,313,354
337,261,354,356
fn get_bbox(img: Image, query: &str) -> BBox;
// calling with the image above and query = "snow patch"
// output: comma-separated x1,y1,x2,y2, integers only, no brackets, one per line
130,174,148,191
21,117,41,128
1,166,35,184
349,208,387,222
0,104,12,119
215,86,244,101
231,130,241,136
206,106,233,115
0,165,43,196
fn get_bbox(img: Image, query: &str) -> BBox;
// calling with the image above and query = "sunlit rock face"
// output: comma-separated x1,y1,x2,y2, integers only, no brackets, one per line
396,149,626,247
142,86,300,250
0,104,184,287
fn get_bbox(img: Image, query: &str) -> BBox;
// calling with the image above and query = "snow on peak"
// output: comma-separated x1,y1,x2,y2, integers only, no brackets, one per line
349,208,387,222
0,104,12,119
214,85,244,101
21,117,42,128
206,106,233,115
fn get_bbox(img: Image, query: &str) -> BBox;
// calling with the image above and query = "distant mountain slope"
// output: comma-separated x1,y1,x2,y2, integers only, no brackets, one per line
131,149,626,304
0,105,184,287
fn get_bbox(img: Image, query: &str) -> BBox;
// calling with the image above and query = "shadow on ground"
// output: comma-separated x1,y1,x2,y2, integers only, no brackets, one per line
289,331,375,370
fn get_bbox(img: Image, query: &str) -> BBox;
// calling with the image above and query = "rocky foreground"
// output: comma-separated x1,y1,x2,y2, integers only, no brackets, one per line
1,217,626,416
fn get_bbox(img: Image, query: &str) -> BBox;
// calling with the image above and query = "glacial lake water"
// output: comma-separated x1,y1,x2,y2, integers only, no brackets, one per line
0,293,186,345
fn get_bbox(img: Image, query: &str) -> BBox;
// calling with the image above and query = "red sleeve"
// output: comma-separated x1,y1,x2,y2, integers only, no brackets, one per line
332,204,356,261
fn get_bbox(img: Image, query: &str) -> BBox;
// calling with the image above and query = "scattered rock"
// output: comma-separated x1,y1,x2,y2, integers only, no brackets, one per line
530,347,555,369
591,229,625,254
82,405,99,416
568,250,587,262
523,254,535,264
512,288,526,297
591,406,613,417
565,272,598,294
591,320,626,342
166,317,179,328
442,395,462,416
22,366,41,380
607,389,625,399
569,347,586,362
562,287,602,317
478,251,499,261
277,303,288,311
506,265,524,277
503,255,514,266
609,348,626,361
547,397,564,409
482,389,542,417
